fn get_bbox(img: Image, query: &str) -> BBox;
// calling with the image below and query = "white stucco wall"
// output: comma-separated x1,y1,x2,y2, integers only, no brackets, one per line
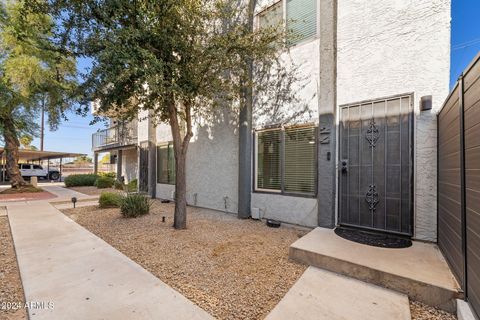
155,109,239,214
337,0,451,241
121,148,138,183
252,193,318,227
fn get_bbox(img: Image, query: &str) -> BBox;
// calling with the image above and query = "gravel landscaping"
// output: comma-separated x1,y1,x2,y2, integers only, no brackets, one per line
0,217,27,320
61,201,457,320
62,201,308,320
410,300,456,320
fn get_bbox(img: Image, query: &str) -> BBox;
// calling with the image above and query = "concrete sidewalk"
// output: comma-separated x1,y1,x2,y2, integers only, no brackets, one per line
7,201,213,320
266,267,411,320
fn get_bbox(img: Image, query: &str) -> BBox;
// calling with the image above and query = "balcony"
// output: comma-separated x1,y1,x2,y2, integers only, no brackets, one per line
92,121,138,152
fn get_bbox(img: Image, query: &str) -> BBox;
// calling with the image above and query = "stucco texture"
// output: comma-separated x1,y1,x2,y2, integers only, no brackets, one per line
337,0,451,241
156,109,239,214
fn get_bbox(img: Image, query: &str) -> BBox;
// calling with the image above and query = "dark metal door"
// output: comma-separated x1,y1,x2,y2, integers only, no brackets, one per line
139,142,149,193
339,94,414,235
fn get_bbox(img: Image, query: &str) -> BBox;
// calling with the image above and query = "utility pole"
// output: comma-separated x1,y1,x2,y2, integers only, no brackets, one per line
40,97,45,151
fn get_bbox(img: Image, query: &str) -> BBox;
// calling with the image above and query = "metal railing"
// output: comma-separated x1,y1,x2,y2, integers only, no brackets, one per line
92,121,138,151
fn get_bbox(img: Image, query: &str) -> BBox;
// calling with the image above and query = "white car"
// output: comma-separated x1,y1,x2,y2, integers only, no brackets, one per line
19,164,61,180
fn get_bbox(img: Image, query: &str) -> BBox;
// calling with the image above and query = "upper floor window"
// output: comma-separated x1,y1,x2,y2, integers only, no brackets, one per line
255,125,317,196
286,0,317,46
157,142,176,185
257,0,318,47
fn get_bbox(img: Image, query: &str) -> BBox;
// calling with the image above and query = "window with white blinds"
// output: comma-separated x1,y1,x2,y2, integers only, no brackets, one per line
256,126,317,196
256,130,282,191
157,142,176,185
258,1,283,30
286,0,317,46
284,127,316,194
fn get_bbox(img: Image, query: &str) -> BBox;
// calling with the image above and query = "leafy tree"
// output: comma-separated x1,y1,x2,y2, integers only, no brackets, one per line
37,0,305,229
0,0,77,188
73,155,92,164
19,134,38,150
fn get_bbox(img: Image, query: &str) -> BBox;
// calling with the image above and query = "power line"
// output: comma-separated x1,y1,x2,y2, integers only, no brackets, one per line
452,37,480,51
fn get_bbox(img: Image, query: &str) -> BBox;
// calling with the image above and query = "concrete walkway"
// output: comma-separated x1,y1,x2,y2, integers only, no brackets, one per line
6,200,213,320
266,267,411,320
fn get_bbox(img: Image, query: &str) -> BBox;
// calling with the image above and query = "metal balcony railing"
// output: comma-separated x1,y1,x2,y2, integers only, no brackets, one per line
92,121,138,151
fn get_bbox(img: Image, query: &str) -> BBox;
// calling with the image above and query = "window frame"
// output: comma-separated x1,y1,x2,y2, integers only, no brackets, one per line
253,125,318,198
156,142,176,185
255,0,319,48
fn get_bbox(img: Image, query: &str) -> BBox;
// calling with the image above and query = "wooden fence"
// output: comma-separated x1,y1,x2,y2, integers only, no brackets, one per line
438,52,480,317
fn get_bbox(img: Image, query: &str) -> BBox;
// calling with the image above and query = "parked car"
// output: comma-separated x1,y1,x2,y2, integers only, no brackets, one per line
1,164,60,180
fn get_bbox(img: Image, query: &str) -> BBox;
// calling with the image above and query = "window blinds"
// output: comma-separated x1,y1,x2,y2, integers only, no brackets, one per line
286,0,317,46
257,130,282,190
157,143,175,185
284,126,316,194
256,126,316,196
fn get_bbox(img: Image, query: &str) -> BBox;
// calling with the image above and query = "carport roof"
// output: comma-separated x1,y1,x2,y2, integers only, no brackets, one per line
0,148,86,162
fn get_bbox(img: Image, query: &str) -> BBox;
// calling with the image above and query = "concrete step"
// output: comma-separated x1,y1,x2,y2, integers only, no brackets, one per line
289,228,462,313
266,266,411,320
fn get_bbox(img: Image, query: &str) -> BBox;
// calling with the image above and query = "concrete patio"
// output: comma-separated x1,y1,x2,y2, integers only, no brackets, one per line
289,227,462,312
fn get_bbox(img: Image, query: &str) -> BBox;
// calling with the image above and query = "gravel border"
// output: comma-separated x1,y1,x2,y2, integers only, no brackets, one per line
62,201,308,319
0,216,27,320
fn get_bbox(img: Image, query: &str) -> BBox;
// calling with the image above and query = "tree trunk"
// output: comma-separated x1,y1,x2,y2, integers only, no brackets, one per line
2,115,28,188
173,151,187,229
168,101,193,229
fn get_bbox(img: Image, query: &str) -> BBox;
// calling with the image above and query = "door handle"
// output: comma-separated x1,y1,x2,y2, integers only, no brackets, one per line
341,159,348,173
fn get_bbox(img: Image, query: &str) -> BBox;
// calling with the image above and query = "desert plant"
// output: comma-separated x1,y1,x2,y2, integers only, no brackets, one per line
127,179,138,192
64,174,99,187
95,176,115,189
120,193,151,218
99,192,123,208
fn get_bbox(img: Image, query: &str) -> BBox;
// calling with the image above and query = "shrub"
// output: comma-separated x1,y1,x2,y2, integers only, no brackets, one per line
99,172,116,179
127,179,138,192
95,176,115,189
64,174,98,187
114,180,125,190
120,193,151,218
99,192,124,208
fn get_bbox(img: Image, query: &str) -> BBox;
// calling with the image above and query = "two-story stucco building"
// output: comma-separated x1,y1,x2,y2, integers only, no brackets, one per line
92,0,451,242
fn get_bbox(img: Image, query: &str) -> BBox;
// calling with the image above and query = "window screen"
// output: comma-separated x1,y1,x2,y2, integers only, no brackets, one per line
286,0,317,46
157,142,175,184
284,126,316,194
257,130,281,191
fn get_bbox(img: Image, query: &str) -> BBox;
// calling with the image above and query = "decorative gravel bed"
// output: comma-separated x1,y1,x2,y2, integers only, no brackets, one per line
410,301,457,320
62,201,308,320
0,217,27,320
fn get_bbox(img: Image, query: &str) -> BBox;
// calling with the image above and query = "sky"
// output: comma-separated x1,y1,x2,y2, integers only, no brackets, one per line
31,0,480,157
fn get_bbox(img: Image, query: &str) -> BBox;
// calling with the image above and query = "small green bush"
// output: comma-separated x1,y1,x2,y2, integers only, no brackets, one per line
64,174,99,187
120,193,151,218
99,172,116,179
127,179,138,192
99,192,124,208
95,176,115,189
114,180,125,190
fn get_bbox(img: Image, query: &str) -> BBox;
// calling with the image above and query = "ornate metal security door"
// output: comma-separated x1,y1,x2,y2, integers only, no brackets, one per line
339,94,414,235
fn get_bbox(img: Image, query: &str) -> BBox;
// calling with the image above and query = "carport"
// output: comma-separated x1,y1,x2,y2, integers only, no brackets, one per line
0,148,86,182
